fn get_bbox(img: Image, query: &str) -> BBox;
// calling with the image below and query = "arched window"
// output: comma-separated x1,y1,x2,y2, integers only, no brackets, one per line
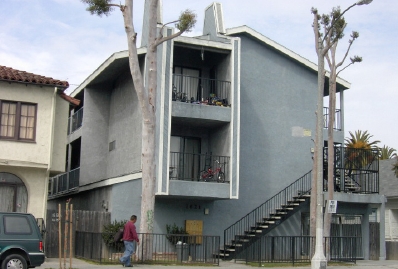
0,172,28,212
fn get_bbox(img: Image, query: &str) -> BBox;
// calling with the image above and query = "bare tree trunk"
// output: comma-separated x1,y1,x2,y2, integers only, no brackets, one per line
323,73,336,260
121,2,157,260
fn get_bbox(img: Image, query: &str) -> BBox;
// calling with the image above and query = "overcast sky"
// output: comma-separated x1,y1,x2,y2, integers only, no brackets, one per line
1,0,397,151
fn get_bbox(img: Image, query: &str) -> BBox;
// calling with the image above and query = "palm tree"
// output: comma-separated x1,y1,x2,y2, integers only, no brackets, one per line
393,158,398,178
379,145,397,160
344,130,380,171
344,130,380,149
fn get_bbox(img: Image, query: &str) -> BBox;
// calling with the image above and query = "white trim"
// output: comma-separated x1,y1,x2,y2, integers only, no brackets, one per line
0,159,47,169
156,28,168,195
226,26,351,89
174,36,232,51
70,48,147,97
230,37,240,200
79,172,142,192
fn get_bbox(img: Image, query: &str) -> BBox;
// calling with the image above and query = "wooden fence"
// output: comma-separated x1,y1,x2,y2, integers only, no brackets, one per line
45,208,111,258
369,222,380,260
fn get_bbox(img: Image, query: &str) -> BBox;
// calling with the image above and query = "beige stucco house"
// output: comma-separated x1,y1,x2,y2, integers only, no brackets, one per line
0,65,78,219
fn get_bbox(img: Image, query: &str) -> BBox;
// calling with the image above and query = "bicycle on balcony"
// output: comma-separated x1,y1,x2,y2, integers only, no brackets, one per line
199,160,226,183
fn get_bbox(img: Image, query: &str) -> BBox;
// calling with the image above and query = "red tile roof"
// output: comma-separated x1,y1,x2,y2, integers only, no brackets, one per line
0,65,69,88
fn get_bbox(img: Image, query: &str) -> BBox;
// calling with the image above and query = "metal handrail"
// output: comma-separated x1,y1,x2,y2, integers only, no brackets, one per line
172,74,231,104
223,171,312,253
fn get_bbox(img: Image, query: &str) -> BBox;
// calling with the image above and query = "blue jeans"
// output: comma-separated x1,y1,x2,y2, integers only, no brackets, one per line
119,240,136,266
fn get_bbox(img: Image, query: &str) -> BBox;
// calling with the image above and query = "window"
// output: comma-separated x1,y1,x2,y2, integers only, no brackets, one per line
0,100,37,141
4,215,32,234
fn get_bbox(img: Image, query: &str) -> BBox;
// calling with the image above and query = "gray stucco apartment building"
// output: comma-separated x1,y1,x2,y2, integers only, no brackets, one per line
47,2,385,260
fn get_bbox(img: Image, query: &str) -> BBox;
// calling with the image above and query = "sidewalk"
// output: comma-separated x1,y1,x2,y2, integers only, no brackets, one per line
40,258,398,269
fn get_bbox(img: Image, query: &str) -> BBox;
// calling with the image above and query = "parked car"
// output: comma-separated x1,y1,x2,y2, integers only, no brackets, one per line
0,212,45,269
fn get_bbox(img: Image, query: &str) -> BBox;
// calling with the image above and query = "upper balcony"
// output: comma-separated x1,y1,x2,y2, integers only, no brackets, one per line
171,74,232,127
172,74,231,106
323,107,341,131
68,107,83,135
323,147,379,195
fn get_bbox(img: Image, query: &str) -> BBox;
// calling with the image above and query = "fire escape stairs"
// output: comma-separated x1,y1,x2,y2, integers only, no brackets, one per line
218,171,312,260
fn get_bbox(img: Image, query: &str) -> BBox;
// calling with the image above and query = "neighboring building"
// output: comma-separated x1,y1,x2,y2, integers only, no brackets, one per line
47,2,385,260
0,65,78,219
380,158,398,259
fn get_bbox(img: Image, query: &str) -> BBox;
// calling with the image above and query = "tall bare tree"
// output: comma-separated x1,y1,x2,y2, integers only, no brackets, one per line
81,0,196,239
322,7,364,241
311,2,371,266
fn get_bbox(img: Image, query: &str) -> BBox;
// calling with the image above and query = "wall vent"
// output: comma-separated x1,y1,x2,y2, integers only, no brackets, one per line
109,140,116,151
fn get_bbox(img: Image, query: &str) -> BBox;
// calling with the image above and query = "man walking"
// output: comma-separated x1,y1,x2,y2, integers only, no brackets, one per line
119,215,140,267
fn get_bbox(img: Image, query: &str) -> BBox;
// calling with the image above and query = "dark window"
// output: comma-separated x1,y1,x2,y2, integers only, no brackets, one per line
0,100,37,141
4,215,32,234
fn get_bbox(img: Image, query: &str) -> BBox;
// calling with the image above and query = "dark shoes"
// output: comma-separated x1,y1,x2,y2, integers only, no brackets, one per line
123,265,133,267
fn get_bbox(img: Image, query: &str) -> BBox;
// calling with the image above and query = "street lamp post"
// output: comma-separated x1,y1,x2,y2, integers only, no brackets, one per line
311,1,372,269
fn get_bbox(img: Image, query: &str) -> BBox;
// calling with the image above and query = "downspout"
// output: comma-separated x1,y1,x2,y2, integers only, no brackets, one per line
43,86,58,218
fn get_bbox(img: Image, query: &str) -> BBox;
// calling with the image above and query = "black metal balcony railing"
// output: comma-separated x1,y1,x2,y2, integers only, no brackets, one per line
323,107,341,131
48,168,80,197
172,74,231,106
75,232,220,265
323,147,379,194
169,152,229,182
68,107,83,134
236,236,359,265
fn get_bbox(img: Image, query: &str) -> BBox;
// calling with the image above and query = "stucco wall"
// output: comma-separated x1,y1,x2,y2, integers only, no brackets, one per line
1,166,48,218
107,71,142,178
0,81,69,218
0,82,67,167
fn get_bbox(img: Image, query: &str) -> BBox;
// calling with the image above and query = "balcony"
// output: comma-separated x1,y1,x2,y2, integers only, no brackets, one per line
68,107,83,134
323,107,341,131
172,74,231,106
169,152,229,182
48,167,80,198
323,147,379,194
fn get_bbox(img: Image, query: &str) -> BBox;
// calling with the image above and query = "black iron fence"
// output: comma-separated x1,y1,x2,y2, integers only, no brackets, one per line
236,236,358,266
68,107,83,134
48,168,79,198
75,232,220,265
223,171,312,253
323,147,379,194
172,74,231,105
169,152,230,182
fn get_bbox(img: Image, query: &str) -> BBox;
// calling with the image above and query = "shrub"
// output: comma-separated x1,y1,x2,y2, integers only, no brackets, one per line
166,223,188,245
102,219,127,246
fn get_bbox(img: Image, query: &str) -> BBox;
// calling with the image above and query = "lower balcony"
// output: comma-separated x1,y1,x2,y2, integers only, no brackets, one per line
169,152,229,182
167,152,231,199
48,168,80,198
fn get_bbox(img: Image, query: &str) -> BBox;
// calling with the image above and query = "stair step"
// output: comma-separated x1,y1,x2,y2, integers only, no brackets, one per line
281,205,294,210
269,215,282,219
262,219,276,224
250,227,264,233
274,211,288,215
